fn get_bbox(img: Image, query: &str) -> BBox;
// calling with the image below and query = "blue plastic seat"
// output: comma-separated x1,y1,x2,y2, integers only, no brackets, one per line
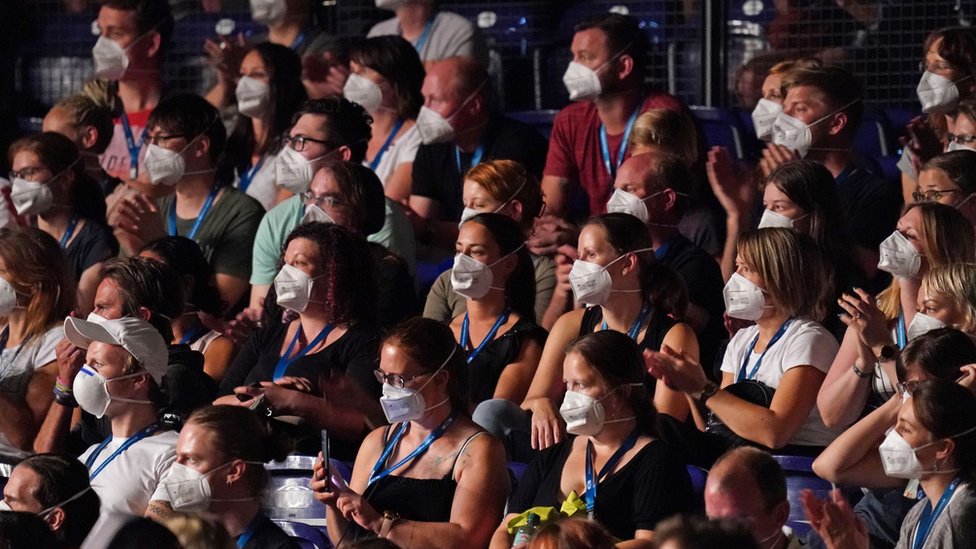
507,110,558,139
690,106,751,159
274,520,333,549
855,106,894,159
773,455,833,537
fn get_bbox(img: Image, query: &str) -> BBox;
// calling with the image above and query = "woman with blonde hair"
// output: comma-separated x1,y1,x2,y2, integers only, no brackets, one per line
628,109,699,166
0,227,75,462
819,202,976,430
424,159,554,323
647,228,839,464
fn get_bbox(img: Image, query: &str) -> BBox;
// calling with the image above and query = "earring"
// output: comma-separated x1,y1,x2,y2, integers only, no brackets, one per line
933,460,940,472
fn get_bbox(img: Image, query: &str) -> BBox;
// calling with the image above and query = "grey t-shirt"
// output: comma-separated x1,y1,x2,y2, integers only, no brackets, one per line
368,11,489,67
896,481,976,549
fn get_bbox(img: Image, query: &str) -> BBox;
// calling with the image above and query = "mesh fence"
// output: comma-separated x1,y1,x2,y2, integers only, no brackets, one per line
7,0,973,122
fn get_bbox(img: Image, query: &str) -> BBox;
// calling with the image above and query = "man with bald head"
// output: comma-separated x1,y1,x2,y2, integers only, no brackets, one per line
612,152,724,375
409,56,547,251
704,447,800,549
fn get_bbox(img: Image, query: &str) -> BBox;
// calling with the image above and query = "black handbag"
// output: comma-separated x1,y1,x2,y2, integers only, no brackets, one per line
705,379,776,450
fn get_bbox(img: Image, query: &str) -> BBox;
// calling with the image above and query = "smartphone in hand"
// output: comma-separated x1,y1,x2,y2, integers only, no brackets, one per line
321,429,332,493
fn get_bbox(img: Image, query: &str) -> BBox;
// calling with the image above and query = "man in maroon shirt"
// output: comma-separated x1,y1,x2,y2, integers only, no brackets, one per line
531,13,683,256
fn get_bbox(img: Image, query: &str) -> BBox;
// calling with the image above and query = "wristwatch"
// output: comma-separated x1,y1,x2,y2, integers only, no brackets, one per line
697,381,719,405
380,510,400,538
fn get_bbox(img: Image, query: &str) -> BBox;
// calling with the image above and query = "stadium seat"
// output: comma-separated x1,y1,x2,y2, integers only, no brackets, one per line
855,106,894,159
274,520,333,549
773,455,833,537
263,455,326,521
507,110,558,139
686,464,708,512
690,106,750,159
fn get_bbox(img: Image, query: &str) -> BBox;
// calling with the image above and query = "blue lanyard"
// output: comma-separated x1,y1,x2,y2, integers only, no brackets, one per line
290,30,307,51
601,303,651,341
236,514,261,548
238,157,265,193
598,106,641,183
460,309,510,364
367,413,456,487
169,185,220,241
120,111,146,180
59,215,79,249
370,119,405,171
738,318,794,383
897,309,907,349
85,423,160,480
412,19,434,54
273,322,334,381
913,478,961,549
455,143,485,175
584,429,640,519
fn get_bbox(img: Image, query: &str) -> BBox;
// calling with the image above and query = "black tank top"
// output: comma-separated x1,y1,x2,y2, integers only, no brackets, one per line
578,305,676,352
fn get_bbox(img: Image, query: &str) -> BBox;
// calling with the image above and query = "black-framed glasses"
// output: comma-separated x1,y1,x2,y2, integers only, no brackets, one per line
373,368,430,389
141,133,187,146
302,191,342,208
9,166,50,181
912,189,959,202
283,134,334,153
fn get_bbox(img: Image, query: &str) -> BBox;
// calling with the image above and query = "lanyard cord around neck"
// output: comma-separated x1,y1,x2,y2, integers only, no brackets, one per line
367,413,456,487
460,308,510,363
738,318,794,383
584,429,640,519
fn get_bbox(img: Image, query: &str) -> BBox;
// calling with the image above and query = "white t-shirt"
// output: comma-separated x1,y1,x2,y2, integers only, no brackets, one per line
78,429,178,516
0,325,62,460
233,154,279,211
368,124,423,189
368,11,489,66
720,318,842,447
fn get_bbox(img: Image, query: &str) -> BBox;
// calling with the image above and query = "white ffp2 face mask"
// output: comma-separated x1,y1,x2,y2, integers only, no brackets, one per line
250,0,287,25
752,98,783,141
236,76,270,119
343,73,383,113
559,384,639,436
906,312,946,341
917,71,969,114
11,178,55,216
92,36,129,81
72,365,152,419
877,230,922,279
757,209,807,229
723,272,770,321
144,136,212,186
771,99,858,158
379,347,456,423
568,249,650,307
274,263,324,313
275,146,334,196
416,81,487,145
162,461,258,513
877,425,976,479
450,244,523,300
606,189,666,224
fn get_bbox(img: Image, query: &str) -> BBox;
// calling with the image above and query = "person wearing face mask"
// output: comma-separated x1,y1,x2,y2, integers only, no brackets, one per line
217,223,383,461
898,27,976,203
145,405,296,548
247,98,416,310
751,160,866,340
138,237,234,384
450,214,545,455
704,447,801,549
7,133,118,316
227,43,307,210
647,228,839,465
607,153,725,378
819,202,975,430
249,161,417,327
533,13,685,258
490,331,695,549
344,36,425,203
107,94,264,314
804,379,976,549
42,94,122,197
0,454,100,549
367,0,488,67
424,160,553,325
86,0,174,183
65,315,177,517
759,67,900,285
33,256,215,459
916,150,976,229
310,317,509,548
812,329,976,549
522,213,698,453
945,98,976,157
408,57,547,253
0,228,74,466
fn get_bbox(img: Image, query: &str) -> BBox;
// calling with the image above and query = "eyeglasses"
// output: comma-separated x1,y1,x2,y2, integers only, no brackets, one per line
947,133,976,145
913,189,959,202
897,380,920,397
283,134,334,153
373,369,430,389
302,191,343,208
9,166,50,181
142,133,187,146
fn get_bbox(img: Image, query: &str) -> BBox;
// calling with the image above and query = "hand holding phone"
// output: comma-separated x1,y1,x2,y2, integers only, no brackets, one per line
321,430,332,493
